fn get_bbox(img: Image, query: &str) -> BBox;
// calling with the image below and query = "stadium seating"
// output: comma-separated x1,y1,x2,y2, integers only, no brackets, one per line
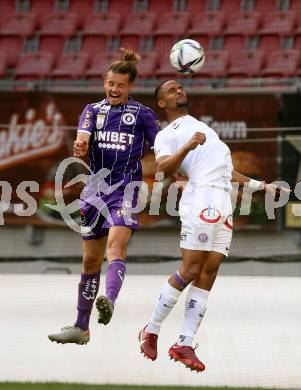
149,0,173,13
0,54,6,78
197,50,229,78
136,52,157,78
189,12,225,38
186,0,206,13
156,56,178,79
51,53,89,79
82,13,121,36
82,36,107,58
109,0,133,14
39,12,78,36
0,13,36,36
86,53,116,79
261,49,299,77
122,12,157,37
227,50,264,78
224,36,245,54
14,52,54,80
0,36,23,67
154,12,190,37
259,35,281,53
260,11,296,36
225,12,261,36
0,0,300,82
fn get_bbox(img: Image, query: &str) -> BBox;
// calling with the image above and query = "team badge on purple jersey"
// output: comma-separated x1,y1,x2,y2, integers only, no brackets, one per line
78,97,160,188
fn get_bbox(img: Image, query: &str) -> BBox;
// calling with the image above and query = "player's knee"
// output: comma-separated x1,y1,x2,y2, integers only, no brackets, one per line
107,240,125,260
181,263,202,282
83,253,101,273
200,266,219,285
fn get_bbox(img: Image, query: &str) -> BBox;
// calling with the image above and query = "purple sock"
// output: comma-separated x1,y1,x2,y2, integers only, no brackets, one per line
105,259,126,305
75,271,100,331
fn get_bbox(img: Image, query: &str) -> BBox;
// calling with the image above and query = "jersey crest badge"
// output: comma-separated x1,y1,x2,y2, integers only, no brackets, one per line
96,114,106,129
122,113,136,125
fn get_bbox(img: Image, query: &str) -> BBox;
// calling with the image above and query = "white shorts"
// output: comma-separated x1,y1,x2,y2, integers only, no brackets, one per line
179,186,233,256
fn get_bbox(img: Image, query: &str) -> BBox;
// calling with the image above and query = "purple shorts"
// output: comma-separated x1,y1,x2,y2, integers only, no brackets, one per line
79,187,139,240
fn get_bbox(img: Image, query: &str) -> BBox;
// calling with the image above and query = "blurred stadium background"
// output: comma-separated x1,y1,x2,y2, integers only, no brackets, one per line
1,0,301,389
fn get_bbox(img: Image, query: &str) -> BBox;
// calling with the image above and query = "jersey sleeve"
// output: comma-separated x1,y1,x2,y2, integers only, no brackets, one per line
141,107,161,148
77,104,96,134
154,130,173,160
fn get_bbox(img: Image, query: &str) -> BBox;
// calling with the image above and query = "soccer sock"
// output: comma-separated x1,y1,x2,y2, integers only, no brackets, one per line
105,259,126,305
75,271,100,331
177,285,209,346
146,281,182,335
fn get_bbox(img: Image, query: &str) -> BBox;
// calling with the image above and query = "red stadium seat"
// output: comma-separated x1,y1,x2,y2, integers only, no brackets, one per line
189,12,225,37
149,0,173,13
0,1,14,23
197,50,229,78
52,53,89,79
224,35,245,54
30,0,54,26
0,36,23,67
39,36,65,60
227,50,264,78
120,36,140,52
122,12,156,36
82,36,107,57
186,0,206,13
156,57,178,79
86,53,116,79
259,35,281,53
109,0,133,14
70,0,94,27
82,13,121,36
225,12,261,36
255,0,276,13
291,0,301,13
260,11,296,36
0,13,36,36
154,36,176,54
261,49,299,77
136,52,157,78
14,52,54,80
0,54,6,78
154,12,190,37
221,0,241,13
39,12,78,36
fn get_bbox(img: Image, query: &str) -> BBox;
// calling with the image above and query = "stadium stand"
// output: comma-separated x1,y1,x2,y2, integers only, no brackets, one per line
0,0,300,84
261,49,300,78
51,52,89,79
82,12,121,36
228,49,264,78
14,52,54,80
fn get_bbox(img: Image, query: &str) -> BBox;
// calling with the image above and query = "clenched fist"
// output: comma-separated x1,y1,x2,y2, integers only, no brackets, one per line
185,132,206,151
73,140,88,157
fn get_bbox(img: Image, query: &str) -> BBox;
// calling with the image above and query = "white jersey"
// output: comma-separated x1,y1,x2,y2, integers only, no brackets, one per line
154,115,233,190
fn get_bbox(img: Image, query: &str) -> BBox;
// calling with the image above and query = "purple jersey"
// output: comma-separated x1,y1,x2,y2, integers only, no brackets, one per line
78,97,160,187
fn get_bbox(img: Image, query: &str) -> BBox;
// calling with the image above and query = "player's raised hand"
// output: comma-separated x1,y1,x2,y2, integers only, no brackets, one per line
73,140,88,157
185,132,206,151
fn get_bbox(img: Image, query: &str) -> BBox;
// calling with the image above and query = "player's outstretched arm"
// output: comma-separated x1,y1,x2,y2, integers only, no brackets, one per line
156,132,205,177
232,170,291,193
73,132,90,157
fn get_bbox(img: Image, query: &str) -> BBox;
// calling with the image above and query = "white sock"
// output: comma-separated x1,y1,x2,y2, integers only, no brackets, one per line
146,281,182,335
177,285,209,346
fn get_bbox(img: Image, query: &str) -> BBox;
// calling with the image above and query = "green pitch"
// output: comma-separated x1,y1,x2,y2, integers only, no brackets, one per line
0,384,294,390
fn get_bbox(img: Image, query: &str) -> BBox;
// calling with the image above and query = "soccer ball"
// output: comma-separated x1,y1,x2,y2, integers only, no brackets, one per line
170,39,205,74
